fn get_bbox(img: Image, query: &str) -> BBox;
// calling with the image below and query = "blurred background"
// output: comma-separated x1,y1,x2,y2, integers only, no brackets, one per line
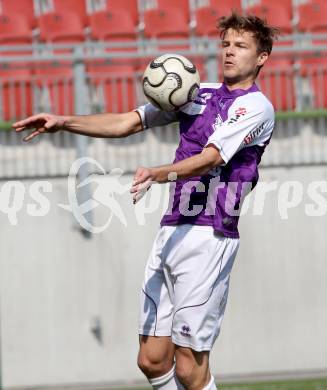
0,0,326,389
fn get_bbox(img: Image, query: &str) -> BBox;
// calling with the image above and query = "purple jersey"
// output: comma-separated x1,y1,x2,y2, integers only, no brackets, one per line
136,82,275,238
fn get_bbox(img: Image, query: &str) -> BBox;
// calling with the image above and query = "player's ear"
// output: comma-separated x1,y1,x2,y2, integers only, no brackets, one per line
257,51,268,67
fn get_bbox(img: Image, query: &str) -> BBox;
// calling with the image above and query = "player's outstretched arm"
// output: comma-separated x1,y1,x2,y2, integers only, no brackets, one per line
12,111,143,142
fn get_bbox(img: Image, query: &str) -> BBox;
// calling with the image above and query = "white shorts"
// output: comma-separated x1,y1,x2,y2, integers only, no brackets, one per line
139,224,239,352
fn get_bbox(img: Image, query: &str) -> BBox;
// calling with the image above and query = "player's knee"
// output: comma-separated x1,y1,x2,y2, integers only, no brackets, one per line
137,352,171,378
175,348,209,388
175,356,195,386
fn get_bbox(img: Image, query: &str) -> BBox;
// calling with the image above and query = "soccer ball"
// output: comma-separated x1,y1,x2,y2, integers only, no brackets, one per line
142,54,200,111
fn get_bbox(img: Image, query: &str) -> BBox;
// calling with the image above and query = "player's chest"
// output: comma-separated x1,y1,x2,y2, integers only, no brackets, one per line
179,96,232,147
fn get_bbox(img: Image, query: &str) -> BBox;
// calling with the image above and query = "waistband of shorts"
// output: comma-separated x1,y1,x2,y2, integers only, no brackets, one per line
161,224,214,232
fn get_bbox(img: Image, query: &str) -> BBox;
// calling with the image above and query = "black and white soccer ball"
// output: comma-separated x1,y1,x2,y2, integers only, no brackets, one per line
142,54,200,111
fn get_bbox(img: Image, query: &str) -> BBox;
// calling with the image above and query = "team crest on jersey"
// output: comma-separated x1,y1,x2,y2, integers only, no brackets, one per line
243,122,265,145
228,107,247,124
195,92,212,105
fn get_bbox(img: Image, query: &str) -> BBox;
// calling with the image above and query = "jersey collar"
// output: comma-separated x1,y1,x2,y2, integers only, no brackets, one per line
219,82,260,98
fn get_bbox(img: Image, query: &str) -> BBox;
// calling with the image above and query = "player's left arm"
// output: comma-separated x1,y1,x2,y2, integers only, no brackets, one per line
130,145,223,202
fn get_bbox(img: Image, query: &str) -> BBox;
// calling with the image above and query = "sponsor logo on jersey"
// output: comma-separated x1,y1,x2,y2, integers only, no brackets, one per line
235,107,247,116
180,325,191,337
243,122,265,145
227,107,247,124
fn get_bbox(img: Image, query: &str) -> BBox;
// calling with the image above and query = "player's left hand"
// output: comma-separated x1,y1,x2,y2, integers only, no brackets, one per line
130,167,153,204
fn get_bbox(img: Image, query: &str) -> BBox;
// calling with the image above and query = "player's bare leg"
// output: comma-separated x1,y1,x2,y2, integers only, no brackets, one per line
175,347,216,390
138,335,175,377
138,335,184,390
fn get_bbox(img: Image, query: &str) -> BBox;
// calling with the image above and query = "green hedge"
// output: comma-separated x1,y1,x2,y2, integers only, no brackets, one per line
2,110,327,131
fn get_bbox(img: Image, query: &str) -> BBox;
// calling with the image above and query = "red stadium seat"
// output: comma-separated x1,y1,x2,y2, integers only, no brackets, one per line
0,13,32,45
298,1,327,88
0,64,34,120
143,8,190,51
297,2,327,108
105,0,138,24
51,0,88,26
260,0,292,14
38,11,85,44
89,10,138,68
210,0,242,14
87,64,137,113
195,7,220,37
34,62,74,115
89,10,138,113
309,66,327,109
258,59,295,111
157,0,190,20
36,12,85,115
299,57,327,109
245,3,292,34
0,0,36,27
0,13,33,120
195,1,244,37
297,0,327,51
298,1,327,33
89,10,136,48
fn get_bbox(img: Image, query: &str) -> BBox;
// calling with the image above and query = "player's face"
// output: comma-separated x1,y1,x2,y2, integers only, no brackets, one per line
221,28,268,89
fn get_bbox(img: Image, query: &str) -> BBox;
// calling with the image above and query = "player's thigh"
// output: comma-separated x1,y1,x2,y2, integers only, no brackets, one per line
169,226,239,351
138,335,175,376
139,227,176,337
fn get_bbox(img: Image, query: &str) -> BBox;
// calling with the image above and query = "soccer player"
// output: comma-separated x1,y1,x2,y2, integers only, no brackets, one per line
13,13,278,390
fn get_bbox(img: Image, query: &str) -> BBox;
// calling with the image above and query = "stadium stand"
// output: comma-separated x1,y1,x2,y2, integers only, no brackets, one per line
297,1,327,108
36,11,85,115
245,0,293,14
195,7,220,37
0,0,36,27
210,0,242,13
298,1,327,34
38,12,85,44
88,9,138,112
245,3,292,35
258,59,295,111
195,0,244,37
105,0,139,25
242,2,294,110
89,10,137,47
157,0,190,20
0,13,33,120
0,13,32,45
50,0,88,26
0,0,324,118
143,7,190,50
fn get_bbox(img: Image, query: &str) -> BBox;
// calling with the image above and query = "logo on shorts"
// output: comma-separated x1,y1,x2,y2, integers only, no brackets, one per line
180,325,191,337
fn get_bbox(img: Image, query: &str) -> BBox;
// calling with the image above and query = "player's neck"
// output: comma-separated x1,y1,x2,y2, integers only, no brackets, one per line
223,77,255,91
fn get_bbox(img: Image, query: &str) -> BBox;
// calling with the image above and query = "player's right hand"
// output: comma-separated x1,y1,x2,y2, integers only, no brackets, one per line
12,113,68,142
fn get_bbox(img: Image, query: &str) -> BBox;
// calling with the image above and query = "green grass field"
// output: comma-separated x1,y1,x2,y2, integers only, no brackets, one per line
129,378,327,390
220,377,327,389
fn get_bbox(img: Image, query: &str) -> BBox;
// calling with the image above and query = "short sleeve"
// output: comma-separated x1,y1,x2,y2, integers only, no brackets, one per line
135,103,179,130
206,93,274,164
